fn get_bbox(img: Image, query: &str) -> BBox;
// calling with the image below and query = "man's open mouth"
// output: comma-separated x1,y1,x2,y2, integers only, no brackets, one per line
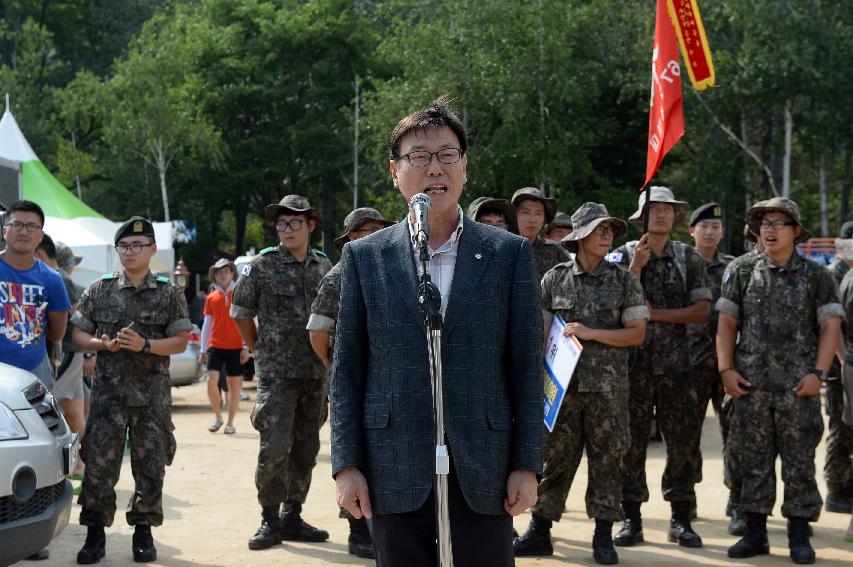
424,185,447,195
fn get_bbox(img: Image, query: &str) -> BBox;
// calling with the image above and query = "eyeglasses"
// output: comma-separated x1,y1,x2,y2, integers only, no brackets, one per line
115,242,154,255
275,219,304,232
397,148,463,168
759,220,796,231
5,221,43,232
591,225,615,236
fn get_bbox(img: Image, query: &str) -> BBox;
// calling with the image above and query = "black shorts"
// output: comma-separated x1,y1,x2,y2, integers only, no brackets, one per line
207,347,244,377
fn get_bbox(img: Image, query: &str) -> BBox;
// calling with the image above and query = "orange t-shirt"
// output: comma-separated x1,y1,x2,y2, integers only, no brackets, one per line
203,289,244,350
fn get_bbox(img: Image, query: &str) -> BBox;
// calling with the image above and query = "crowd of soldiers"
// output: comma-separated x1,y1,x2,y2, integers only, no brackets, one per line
59,182,853,565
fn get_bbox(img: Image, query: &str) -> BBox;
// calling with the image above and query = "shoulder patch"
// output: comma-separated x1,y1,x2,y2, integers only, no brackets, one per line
240,264,252,277
101,272,118,280
312,248,327,258
156,274,171,283
606,252,623,263
259,246,276,256
723,271,732,284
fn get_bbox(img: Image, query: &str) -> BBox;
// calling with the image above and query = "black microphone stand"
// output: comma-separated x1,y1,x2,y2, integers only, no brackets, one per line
415,229,453,567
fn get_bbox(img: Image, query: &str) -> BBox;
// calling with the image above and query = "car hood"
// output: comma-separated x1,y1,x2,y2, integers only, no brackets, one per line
0,362,40,410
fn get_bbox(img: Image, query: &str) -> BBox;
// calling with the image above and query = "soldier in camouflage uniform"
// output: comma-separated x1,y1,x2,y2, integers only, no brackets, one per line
306,207,393,559
544,212,573,244
230,195,333,551
609,187,711,549
512,187,569,277
824,221,853,514
467,196,518,233
514,203,647,565
72,217,192,565
717,197,843,563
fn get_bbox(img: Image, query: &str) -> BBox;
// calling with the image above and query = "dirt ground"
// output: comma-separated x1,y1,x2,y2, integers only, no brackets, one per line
37,378,853,566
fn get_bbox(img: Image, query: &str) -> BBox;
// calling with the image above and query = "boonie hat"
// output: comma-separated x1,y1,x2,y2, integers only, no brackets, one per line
747,197,809,244
628,186,689,227
208,258,236,283
55,241,83,271
467,196,518,234
114,216,155,245
334,208,395,250
264,194,320,225
560,202,627,253
840,220,853,240
689,202,723,227
511,187,557,224
545,212,573,233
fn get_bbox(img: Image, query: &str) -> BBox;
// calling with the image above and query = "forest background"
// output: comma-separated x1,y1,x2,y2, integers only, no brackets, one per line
1,0,850,269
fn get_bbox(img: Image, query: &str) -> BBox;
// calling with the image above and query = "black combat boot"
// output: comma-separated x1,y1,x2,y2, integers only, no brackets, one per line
728,513,769,558
131,525,157,563
347,517,374,559
668,501,702,548
788,517,816,564
728,509,747,536
614,502,643,547
76,525,106,564
280,503,329,542
824,485,853,514
513,515,553,556
592,519,618,565
248,506,283,550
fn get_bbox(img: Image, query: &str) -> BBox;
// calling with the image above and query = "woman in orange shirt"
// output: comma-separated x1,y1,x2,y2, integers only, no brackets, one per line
200,259,249,434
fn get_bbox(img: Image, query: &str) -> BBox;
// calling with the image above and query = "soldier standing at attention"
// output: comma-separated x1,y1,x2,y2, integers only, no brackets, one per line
514,203,647,564
717,197,843,563
610,186,711,549
823,220,853,514
72,217,191,564
230,195,332,551
306,206,393,559
512,187,569,278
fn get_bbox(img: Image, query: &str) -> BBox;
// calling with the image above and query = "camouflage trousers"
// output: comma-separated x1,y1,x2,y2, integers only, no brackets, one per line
78,402,176,527
533,390,630,522
692,357,727,487
823,378,853,491
721,395,741,516
728,390,823,519
621,366,701,504
251,378,326,509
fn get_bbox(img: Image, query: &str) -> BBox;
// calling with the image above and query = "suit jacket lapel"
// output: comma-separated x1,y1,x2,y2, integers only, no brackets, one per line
382,221,426,337
443,217,494,338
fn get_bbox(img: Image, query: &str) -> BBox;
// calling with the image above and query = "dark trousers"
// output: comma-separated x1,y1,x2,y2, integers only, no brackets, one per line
369,464,514,567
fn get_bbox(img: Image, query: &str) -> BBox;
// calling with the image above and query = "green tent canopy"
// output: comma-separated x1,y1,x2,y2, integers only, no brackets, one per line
22,160,104,219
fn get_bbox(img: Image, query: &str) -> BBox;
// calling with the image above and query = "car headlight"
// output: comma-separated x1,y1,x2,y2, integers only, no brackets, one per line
22,380,47,403
0,402,27,441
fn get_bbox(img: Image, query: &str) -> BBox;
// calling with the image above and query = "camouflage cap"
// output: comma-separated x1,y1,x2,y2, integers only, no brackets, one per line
747,196,809,244
840,220,853,239
114,216,155,245
689,202,723,227
545,212,573,233
561,202,627,253
334,207,395,250
628,186,689,226
511,187,557,223
208,258,236,283
264,194,320,225
743,199,765,243
55,241,82,272
467,196,518,234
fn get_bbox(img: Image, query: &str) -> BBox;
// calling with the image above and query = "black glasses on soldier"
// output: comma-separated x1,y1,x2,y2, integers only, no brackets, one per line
275,219,304,232
6,221,43,232
591,225,615,236
398,148,463,167
759,220,796,230
115,242,154,255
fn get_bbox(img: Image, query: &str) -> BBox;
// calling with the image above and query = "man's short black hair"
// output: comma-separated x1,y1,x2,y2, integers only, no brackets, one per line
37,233,56,259
7,199,45,226
476,206,506,220
388,94,468,159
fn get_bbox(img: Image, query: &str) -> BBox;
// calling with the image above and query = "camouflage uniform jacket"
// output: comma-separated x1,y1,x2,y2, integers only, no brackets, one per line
71,271,192,406
717,252,844,391
532,235,570,279
687,250,735,366
541,259,648,392
611,239,711,376
828,257,849,287
306,260,341,359
840,269,853,364
230,245,331,384
61,272,85,353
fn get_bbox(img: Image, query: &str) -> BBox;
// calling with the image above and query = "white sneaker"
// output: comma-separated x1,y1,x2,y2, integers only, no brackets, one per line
208,419,223,432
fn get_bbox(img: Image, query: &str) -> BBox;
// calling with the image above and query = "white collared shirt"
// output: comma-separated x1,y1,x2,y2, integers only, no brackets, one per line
407,206,465,318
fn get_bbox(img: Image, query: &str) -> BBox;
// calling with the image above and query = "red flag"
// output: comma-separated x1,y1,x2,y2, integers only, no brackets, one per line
668,0,715,90
645,0,685,187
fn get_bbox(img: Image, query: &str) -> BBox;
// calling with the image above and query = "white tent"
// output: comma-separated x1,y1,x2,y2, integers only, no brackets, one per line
0,105,175,287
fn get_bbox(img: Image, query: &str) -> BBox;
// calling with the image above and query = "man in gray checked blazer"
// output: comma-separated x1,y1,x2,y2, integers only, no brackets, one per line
331,96,544,567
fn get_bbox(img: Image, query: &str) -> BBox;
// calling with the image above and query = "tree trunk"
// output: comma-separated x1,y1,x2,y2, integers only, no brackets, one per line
153,138,170,222
320,181,337,263
841,142,851,229
819,153,828,237
353,74,359,210
72,132,82,200
234,198,247,257
782,101,792,198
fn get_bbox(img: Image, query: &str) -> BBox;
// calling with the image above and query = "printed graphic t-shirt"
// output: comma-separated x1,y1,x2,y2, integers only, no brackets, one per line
0,258,71,371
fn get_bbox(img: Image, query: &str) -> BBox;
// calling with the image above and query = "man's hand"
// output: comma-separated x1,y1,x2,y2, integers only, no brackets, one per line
100,334,120,352
199,352,207,366
563,322,596,341
645,301,657,322
117,326,145,352
721,369,750,397
794,374,822,397
336,467,373,520
239,347,250,365
83,355,96,376
504,470,537,517
629,234,651,273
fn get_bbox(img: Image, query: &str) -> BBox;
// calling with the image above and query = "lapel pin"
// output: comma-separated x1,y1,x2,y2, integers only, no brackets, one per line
475,253,482,260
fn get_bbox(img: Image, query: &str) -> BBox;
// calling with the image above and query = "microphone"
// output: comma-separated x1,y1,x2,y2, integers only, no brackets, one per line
410,193,431,243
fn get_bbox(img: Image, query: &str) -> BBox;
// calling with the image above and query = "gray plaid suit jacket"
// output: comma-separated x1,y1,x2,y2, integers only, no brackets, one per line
330,216,544,516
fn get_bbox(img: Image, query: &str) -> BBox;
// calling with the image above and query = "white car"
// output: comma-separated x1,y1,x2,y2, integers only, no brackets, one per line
0,364,78,566
169,325,203,388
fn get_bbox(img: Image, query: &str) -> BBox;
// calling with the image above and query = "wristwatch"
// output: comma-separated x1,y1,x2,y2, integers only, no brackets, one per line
809,368,830,381
83,352,97,359
142,338,151,354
